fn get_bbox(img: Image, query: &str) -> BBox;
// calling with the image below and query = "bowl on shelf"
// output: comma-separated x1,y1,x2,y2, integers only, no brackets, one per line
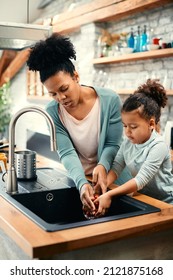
120,47,134,54
147,44,159,51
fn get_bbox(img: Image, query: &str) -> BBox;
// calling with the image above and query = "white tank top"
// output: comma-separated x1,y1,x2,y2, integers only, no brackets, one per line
59,98,100,174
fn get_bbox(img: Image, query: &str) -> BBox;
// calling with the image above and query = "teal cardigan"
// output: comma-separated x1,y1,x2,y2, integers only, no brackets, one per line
46,86,130,190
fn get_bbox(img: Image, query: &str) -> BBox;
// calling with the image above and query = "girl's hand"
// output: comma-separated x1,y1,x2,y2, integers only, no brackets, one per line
92,165,107,195
94,192,112,217
80,183,95,211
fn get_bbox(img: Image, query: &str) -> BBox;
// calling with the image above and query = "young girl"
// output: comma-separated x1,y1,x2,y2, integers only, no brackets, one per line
95,79,173,216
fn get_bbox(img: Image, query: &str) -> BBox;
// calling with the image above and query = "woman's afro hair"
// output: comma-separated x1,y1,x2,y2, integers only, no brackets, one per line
27,33,76,72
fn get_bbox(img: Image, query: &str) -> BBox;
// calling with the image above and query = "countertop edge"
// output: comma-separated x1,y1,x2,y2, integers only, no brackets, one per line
0,194,173,259
1,155,173,259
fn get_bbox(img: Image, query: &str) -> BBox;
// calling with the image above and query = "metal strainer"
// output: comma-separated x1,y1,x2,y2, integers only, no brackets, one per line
14,150,37,180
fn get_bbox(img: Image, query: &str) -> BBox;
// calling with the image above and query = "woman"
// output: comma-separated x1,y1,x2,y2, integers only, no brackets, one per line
27,33,130,211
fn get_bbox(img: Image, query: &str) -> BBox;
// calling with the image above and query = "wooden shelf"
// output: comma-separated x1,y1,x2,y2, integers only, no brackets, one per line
52,0,173,34
93,48,173,65
27,95,51,103
1,1,172,87
0,49,30,87
117,89,173,95
26,89,173,104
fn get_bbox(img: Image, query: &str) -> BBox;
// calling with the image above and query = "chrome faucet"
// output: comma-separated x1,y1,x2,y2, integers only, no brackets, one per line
6,106,57,194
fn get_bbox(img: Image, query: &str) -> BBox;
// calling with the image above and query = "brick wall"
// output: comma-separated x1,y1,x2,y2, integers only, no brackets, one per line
10,1,173,147
45,1,173,131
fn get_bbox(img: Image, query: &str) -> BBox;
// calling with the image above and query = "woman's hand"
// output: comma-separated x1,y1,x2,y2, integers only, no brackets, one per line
94,192,112,217
80,183,95,211
92,165,107,195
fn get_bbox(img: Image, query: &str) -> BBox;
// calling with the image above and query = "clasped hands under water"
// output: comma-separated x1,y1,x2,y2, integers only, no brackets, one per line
80,167,109,219
83,193,100,220
81,182,111,219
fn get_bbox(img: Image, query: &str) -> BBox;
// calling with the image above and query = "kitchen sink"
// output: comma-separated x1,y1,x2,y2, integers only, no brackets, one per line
0,168,160,232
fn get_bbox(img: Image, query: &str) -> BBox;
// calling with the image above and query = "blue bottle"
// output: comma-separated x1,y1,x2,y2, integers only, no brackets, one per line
134,26,141,52
128,28,135,49
141,25,148,51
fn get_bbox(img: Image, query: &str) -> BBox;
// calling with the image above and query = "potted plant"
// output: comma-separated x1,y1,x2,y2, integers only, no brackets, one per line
0,81,11,141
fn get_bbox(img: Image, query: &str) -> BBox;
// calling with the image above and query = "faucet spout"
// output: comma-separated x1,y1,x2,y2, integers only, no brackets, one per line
6,106,57,194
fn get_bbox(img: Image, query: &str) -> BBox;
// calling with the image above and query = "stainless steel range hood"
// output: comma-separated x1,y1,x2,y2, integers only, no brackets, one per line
0,22,52,51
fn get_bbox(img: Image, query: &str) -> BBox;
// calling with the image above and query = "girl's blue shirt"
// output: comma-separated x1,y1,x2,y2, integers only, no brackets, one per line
112,130,173,204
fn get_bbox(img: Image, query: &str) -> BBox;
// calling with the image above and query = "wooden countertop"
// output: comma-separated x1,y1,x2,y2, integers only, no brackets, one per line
0,155,173,259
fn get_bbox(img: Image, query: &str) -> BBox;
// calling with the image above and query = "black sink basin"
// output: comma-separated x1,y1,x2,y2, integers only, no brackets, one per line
7,187,160,232
0,168,160,232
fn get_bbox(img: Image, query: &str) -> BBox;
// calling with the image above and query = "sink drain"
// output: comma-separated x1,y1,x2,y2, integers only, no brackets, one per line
46,193,54,201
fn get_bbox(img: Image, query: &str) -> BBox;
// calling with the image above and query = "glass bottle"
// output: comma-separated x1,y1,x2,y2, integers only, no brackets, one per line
134,26,141,52
141,25,148,51
148,28,154,45
128,27,135,49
